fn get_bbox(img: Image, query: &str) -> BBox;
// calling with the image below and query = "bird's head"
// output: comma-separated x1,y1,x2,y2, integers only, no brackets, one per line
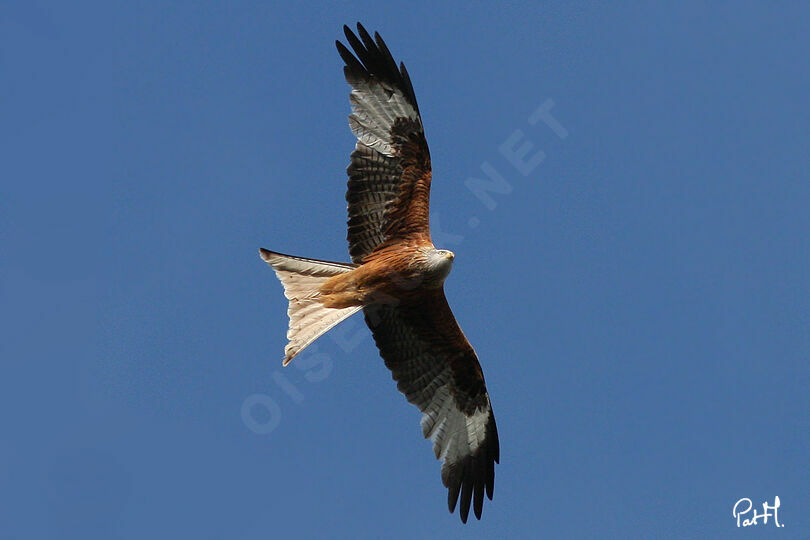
437,249,455,261
424,248,455,285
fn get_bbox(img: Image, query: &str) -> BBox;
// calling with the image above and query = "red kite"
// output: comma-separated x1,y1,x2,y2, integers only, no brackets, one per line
260,23,499,523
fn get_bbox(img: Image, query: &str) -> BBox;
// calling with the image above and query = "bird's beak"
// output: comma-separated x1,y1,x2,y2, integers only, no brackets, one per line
445,251,455,260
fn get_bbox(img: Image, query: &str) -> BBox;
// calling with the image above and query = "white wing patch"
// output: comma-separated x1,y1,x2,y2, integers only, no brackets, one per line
346,84,419,157
421,382,490,462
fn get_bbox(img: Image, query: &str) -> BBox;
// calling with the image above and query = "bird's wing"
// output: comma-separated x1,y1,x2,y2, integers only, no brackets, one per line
363,290,499,523
337,23,433,264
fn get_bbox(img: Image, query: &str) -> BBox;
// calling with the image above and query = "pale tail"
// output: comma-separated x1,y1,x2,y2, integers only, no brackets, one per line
259,249,361,365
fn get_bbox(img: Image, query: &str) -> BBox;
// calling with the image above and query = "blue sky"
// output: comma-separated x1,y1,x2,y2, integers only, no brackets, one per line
2,2,809,538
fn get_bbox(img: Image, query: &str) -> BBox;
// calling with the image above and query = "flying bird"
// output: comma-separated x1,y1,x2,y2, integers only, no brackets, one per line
259,23,499,523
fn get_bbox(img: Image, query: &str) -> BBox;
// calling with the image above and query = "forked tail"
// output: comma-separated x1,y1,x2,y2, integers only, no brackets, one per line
259,248,361,365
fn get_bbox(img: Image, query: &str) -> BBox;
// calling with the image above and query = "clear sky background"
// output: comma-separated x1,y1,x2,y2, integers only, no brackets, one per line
2,2,809,538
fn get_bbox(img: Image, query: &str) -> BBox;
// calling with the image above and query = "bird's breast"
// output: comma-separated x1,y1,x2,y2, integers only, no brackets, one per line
352,249,450,304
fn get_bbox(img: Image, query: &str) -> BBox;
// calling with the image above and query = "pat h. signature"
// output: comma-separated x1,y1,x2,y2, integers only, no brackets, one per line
733,496,784,528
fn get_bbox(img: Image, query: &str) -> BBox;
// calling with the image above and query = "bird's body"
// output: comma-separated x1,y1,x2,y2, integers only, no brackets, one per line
260,23,499,523
320,245,455,307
